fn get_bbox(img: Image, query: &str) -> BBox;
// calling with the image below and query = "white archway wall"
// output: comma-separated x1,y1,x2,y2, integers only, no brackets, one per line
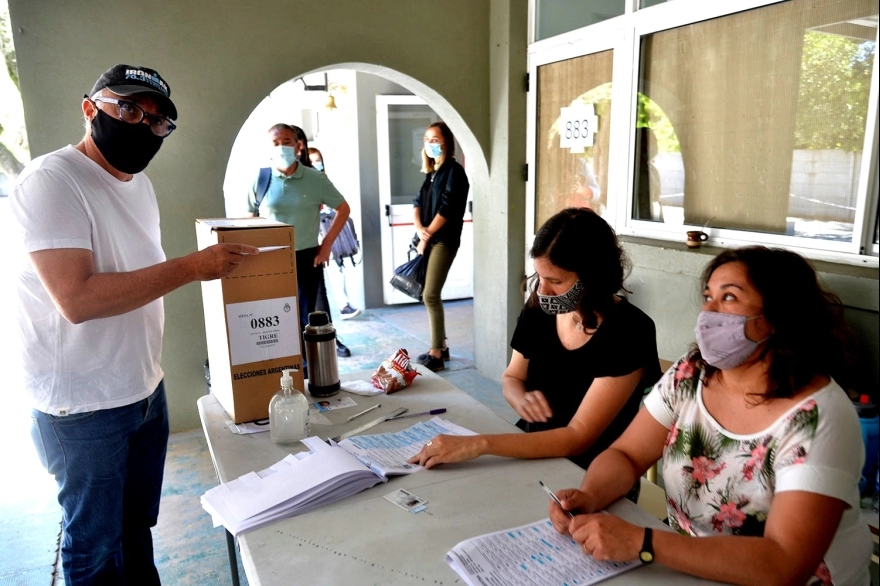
9,0,528,430
220,64,493,314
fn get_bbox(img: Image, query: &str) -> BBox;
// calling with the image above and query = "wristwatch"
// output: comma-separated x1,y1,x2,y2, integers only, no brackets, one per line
639,527,654,565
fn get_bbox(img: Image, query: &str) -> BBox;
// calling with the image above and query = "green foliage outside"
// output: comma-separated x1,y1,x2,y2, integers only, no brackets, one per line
795,31,875,152
636,93,681,154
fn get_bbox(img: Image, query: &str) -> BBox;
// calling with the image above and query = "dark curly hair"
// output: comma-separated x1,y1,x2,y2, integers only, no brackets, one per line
526,207,630,330
695,246,853,400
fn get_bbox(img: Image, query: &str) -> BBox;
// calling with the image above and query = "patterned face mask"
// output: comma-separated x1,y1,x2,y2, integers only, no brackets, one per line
538,279,584,315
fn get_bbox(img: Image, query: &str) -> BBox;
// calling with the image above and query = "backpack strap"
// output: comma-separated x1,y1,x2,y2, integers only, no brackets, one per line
253,167,272,217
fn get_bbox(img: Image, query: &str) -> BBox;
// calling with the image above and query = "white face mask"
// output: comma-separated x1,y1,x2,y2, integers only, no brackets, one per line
272,145,298,168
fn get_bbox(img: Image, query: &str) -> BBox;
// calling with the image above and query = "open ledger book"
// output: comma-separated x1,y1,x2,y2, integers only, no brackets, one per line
447,518,639,586
201,417,475,536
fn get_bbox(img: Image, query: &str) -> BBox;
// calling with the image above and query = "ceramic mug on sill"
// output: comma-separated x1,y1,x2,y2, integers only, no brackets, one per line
686,230,709,248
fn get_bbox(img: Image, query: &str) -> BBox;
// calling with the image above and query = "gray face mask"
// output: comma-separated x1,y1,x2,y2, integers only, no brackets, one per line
538,279,584,314
695,310,769,370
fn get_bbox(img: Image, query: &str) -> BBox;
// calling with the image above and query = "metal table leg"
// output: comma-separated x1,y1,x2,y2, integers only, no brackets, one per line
225,529,240,586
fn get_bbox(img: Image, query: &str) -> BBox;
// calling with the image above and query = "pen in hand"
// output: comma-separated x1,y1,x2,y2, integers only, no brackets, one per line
346,404,381,422
539,480,574,519
385,408,447,421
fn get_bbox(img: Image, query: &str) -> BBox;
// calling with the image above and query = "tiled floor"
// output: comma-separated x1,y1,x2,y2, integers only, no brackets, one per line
0,297,510,586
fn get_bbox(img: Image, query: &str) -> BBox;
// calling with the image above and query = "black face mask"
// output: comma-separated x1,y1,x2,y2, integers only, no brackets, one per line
90,109,164,174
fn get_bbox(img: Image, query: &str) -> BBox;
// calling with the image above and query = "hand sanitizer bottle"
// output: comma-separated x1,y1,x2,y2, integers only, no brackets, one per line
269,368,309,446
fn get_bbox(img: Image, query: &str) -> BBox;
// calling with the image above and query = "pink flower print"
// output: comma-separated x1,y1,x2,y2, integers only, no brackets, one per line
747,444,768,467
675,360,695,382
812,561,831,585
691,456,725,485
711,501,747,532
665,424,679,447
742,444,767,481
789,399,817,423
790,445,807,465
667,498,693,535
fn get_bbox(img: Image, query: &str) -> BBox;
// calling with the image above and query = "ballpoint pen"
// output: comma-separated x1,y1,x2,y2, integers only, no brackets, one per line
385,408,447,421
346,403,381,422
539,480,574,518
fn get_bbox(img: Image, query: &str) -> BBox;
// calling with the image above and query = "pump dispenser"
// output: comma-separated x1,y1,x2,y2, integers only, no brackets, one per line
269,368,309,446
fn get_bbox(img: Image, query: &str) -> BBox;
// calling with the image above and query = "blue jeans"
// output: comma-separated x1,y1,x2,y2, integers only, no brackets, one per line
30,381,169,586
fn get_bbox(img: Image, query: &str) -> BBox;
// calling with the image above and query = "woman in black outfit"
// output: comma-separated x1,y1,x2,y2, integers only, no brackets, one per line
410,208,661,502
412,122,469,372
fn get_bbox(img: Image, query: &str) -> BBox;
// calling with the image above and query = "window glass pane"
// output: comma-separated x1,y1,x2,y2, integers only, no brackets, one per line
640,0,669,7
536,50,613,231
536,0,625,41
388,105,438,205
633,0,877,245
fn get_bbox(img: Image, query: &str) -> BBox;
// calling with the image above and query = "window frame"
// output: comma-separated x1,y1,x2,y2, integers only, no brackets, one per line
526,0,880,267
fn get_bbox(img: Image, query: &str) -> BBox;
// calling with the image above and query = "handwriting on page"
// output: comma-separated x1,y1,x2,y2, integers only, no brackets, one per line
447,518,637,586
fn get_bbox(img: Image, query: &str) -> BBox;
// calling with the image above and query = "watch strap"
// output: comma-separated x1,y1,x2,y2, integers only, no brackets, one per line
639,527,654,565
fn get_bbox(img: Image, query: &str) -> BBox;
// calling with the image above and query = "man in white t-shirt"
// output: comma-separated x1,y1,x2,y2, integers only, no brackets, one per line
9,64,258,586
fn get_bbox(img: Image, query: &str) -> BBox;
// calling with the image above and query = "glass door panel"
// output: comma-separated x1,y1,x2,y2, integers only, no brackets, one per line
535,49,614,231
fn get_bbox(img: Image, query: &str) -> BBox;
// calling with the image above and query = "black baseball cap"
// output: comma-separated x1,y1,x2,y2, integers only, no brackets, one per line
88,64,177,120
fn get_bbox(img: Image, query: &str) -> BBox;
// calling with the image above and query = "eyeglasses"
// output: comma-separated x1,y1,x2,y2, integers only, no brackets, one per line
90,97,176,137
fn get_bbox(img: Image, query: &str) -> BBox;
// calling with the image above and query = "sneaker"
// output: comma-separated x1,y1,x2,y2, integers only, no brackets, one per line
336,339,351,358
417,348,450,362
415,353,445,372
340,304,361,320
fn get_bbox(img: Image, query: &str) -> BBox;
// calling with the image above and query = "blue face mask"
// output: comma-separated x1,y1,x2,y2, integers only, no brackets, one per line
273,145,298,168
313,161,324,172
424,142,443,159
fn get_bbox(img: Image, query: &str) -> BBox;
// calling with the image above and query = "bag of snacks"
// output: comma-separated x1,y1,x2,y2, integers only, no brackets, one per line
371,348,420,394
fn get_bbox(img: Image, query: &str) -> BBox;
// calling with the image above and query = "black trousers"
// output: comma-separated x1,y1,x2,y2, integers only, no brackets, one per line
296,248,335,364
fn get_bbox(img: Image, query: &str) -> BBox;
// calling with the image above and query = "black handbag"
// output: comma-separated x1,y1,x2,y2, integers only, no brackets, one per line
389,246,428,302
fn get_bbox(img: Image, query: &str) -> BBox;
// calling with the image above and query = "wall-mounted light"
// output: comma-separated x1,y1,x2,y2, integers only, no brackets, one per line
295,72,329,92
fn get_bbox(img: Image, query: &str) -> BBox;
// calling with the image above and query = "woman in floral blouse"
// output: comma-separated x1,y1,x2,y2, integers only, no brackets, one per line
548,246,872,586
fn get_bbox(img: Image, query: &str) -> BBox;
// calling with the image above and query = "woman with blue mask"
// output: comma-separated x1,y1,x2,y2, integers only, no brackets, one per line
410,208,662,490
548,246,871,586
412,122,470,372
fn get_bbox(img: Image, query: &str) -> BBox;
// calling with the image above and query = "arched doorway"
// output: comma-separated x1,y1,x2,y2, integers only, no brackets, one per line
221,62,489,318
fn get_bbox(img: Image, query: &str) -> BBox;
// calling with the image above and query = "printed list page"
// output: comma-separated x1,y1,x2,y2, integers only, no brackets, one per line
446,518,638,586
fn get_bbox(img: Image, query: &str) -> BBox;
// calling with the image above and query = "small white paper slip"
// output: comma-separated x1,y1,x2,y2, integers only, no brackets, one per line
384,489,427,512
312,396,357,412
257,245,290,253
341,380,384,396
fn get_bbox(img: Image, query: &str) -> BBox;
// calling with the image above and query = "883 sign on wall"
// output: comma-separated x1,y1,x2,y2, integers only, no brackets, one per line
558,103,598,154
225,296,300,366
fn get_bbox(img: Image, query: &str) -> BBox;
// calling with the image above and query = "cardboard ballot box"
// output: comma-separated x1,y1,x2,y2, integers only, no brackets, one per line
196,218,305,423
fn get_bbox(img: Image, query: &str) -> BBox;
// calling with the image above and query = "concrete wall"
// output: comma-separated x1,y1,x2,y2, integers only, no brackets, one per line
354,73,413,308
9,0,501,431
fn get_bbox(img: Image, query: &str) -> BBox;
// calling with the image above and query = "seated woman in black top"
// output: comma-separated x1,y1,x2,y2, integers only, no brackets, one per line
409,208,661,477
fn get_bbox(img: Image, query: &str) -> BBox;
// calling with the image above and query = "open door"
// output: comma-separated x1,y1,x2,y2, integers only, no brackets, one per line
377,95,473,304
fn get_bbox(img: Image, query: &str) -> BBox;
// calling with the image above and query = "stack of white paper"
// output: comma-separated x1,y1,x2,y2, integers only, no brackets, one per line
201,437,386,535
201,418,476,536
